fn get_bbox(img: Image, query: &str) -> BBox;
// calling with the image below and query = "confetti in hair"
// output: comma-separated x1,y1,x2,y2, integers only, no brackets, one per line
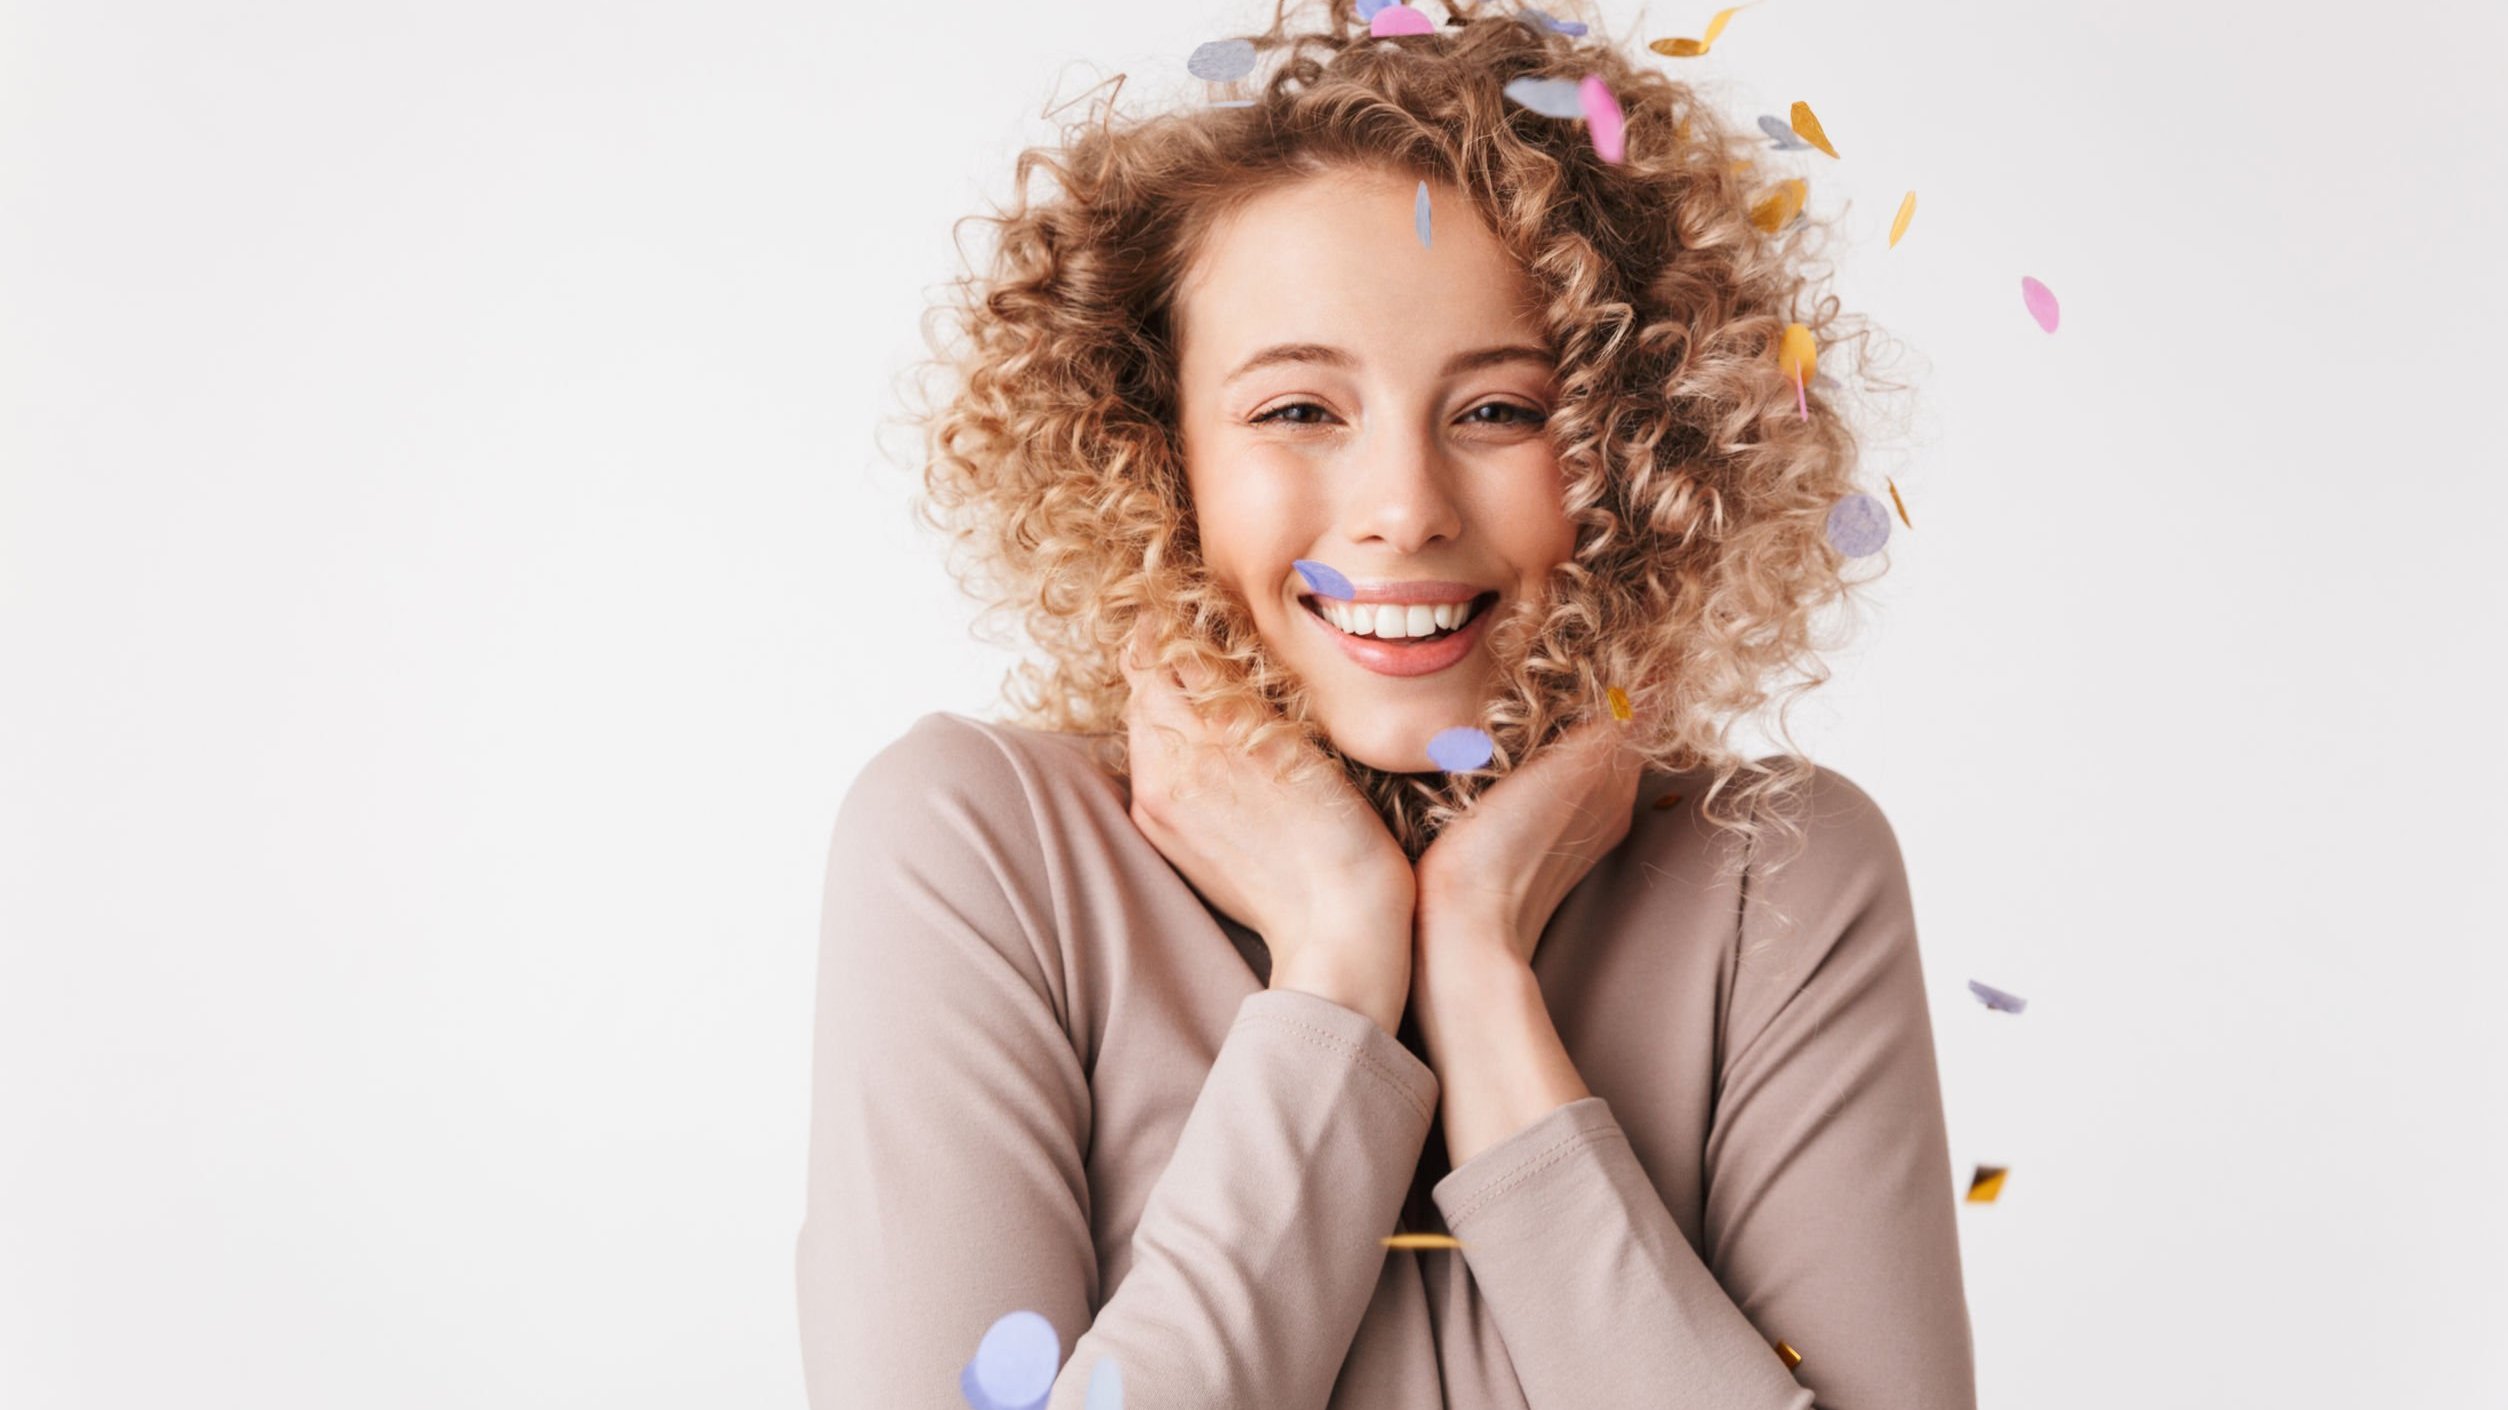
1186,38,1256,81
1502,75,1588,119
1825,494,1891,557
1370,3,1434,36
1579,75,1626,163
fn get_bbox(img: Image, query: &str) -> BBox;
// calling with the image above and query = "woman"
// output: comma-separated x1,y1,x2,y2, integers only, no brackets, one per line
798,3,1974,1406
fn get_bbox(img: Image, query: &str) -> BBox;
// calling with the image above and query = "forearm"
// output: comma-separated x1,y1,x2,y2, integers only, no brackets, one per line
1411,932,1588,1167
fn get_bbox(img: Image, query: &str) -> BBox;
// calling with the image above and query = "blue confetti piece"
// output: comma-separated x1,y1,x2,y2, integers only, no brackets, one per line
1186,38,1256,82
1825,494,1891,558
1356,0,1397,18
1968,980,2028,1014
1294,559,1355,600
1520,6,1588,35
1414,181,1432,247
1502,76,1587,120
971,1310,1058,1410
1426,726,1494,772
1085,1356,1125,1410
1758,114,1813,149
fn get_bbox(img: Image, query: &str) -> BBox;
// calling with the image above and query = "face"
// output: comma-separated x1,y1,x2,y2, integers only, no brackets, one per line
1173,165,1577,773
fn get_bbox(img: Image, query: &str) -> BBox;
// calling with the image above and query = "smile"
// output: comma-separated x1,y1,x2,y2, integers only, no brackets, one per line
1297,589,1500,678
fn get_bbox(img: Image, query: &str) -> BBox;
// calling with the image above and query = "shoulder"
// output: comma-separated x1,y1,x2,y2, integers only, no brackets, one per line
840,711,1117,823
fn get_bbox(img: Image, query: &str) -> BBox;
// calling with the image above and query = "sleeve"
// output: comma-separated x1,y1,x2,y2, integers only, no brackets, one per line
795,713,1443,1410
1427,767,1977,1410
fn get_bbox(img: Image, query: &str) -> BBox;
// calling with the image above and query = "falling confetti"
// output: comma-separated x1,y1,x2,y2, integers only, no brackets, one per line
1788,101,1839,158
1521,6,1588,35
1415,181,1433,247
1966,1165,2009,1203
1967,979,2027,1014
1502,76,1588,120
1756,114,1812,150
1294,559,1355,600
1085,1357,1125,1410
1186,38,1256,81
2021,276,2061,332
1356,0,1397,17
1774,1340,1804,1370
1651,791,1683,810
1889,190,1917,248
967,1311,1059,1410
1777,322,1817,413
1886,477,1913,529
1648,3,1751,57
1382,1232,1466,1249
1750,178,1807,233
1578,75,1625,163
1427,726,1495,772
1606,685,1632,722
1371,3,1434,36
1825,494,1890,557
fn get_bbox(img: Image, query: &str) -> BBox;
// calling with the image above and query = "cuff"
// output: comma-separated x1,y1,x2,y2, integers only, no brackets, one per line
1430,1094,1627,1229
1234,987,1441,1126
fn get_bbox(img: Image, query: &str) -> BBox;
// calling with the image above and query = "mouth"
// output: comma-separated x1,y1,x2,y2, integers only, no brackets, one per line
1297,589,1501,678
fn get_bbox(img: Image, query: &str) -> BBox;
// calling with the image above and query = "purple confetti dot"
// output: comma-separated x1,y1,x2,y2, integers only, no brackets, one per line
1502,76,1587,120
972,1311,1058,1409
1967,979,2029,1014
1521,6,1588,34
1414,181,1432,247
1426,726,1494,772
1825,494,1891,558
1356,0,1396,16
1294,558,1354,600
1186,38,1256,82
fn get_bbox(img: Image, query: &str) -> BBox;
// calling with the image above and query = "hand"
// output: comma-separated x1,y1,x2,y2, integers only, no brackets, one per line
1120,619,1416,1034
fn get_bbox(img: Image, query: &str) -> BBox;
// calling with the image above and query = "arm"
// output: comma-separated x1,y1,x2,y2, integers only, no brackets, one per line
796,715,1440,1409
1422,773,1977,1409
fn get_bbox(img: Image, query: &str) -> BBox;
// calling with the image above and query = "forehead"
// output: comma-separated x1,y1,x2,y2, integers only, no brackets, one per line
1174,168,1546,374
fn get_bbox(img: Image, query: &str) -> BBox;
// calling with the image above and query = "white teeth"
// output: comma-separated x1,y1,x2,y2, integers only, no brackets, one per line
1316,596,1485,639
1405,604,1438,637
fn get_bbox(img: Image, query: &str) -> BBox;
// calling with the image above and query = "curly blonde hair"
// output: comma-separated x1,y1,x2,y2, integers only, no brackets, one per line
905,0,1901,876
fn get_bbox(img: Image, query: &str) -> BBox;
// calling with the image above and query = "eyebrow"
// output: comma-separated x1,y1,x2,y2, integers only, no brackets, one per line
1221,341,1554,386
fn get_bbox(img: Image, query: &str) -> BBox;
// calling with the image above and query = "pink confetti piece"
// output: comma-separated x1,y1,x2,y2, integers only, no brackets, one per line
2021,276,2060,333
1794,367,1807,420
1371,4,1433,36
1578,75,1625,163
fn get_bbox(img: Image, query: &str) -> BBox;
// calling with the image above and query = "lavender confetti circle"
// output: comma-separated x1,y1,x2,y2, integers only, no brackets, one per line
1293,558,1354,600
1427,727,1494,772
1186,38,1256,82
1355,0,1397,17
971,1311,1058,1409
1825,494,1891,558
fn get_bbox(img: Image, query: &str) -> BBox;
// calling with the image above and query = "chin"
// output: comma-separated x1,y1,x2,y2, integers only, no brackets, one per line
1314,703,1460,775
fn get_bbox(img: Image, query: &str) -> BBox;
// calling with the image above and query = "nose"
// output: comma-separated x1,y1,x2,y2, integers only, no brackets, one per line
1339,418,1465,553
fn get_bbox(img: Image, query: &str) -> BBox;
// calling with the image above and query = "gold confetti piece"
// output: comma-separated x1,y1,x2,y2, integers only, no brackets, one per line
1788,100,1839,159
1777,321,1817,387
1889,190,1916,248
1773,1340,1803,1370
1649,3,1751,58
1606,686,1632,722
1750,177,1807,233
1887,476,1913,529
1651,791,1683,810
1382,1233,1465,1249
1966,1164,2008,1203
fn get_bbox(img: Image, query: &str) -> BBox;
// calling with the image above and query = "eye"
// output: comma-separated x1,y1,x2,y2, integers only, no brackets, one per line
1250,400,1336,427
1462,400,1548,428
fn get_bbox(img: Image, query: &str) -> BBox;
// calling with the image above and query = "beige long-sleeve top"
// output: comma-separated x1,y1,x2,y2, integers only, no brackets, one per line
796,710,1976,1409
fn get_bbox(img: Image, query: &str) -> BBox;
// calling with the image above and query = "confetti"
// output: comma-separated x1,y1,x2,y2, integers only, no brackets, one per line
968,1310,1059,1410
1606,685,1632,722
1651,791,1683,810
1186,38,1256,82
1825,493,1890,557
1966,1165,2009,1203
1648,3,1750,57
1521,6,1588,35
1415,180,1433,247
1294,559,1355,600
1356,0,1397,17
1427,726,1495,772
1778,320,1817,392
1756,114,1812,150
2021,275,2061,333
1371,3,1434,36
1382,1232,1466,1248
1502,76,1588,120
1750,178,1807,233
1578,75,1625,163
1967,979,2027,1013
1788,101,1838,158
1085,1357,1125,1410
1774,1340,1804,1370
1886,476,1913,529
1889,190,1916,248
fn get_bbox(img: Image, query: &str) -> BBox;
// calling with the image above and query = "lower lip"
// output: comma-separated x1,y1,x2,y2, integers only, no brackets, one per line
1300,595,1494,678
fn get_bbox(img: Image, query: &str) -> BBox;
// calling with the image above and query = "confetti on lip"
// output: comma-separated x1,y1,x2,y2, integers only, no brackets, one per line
1825,493,1891,557
1755,114,1811,149
1649,3,1750,57
1750,177,1807,232
1356,0,1397,17
1502,76,1588,119
1774,1340,1804,1370
1578,75,1625,163
970,1310,1059,1409
1371,3,1434,36
1965,1165,2009,1203
1085,1356,1124,1410
1415,180,1432,247
1967,979,2026,1013
1651,790,1683,810
1382,1232,1466,1248
1186,38,1256,81
1889,190,1917,248
1520,6,1588,34
1789,101,1839,158
1886,476,1913,529
2021,275,2061,332
1606,685,1632,722
1293,559,1355,600
1427,726,1495,772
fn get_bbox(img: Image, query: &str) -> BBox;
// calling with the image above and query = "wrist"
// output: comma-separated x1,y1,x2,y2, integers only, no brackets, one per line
1271,947,1408,1037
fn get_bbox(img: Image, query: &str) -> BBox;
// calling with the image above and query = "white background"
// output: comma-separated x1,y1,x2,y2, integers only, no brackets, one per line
5,0,2503,1405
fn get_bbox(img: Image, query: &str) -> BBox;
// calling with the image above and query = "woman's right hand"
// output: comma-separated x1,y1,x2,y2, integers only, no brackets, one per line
1121,618,1416,1036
